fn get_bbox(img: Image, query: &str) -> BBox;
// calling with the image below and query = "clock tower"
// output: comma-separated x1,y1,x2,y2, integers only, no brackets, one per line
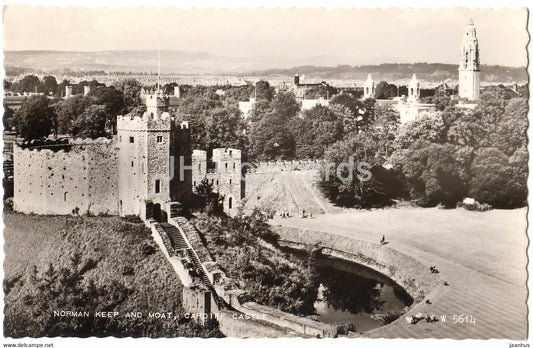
459,19,480,101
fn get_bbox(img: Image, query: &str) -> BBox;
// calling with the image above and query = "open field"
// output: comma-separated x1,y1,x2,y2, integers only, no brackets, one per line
271,207,528,339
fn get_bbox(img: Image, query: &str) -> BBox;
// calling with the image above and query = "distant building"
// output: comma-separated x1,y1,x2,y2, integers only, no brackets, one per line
458,19,480,101
363,74,376,99
407,74,421,103
291,74,332,103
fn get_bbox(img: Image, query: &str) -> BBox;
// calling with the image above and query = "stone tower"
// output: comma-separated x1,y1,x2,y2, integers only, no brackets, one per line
364,74,375,99
408,73,420,103
145,89,169,117
116,92,172,219
459,19,480,101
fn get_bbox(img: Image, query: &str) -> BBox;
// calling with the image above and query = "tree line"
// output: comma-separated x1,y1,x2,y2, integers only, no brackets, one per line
4,75,527,209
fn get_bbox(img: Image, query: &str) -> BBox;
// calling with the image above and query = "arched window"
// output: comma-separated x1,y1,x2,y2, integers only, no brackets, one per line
228,197,233,209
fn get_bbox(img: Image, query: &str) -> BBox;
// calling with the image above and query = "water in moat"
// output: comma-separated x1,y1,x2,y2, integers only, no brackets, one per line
287,249,414,333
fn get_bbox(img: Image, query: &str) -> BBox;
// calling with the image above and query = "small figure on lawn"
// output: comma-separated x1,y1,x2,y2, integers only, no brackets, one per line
380,235,388,245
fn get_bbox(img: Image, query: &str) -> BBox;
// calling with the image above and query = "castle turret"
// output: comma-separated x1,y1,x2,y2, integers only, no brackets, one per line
364,74,375,99
65,86,73,98
145,90,169,118
459,18,481,101
212,148,241,215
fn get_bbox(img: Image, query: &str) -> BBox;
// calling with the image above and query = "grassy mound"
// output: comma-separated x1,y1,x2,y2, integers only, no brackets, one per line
3,212,223,338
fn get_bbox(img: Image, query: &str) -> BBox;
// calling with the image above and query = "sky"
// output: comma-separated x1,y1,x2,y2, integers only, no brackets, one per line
2,6,529,67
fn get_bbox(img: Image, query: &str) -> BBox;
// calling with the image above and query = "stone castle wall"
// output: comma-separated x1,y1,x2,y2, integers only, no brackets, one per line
192,148,242,215
13,139,119,215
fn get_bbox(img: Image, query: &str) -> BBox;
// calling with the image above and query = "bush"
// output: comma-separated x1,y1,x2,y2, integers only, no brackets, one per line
457,201,493,212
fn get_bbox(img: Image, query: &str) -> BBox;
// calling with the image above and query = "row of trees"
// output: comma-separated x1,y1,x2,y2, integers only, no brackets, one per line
5,75,108,98
5,74,527,209
4,78,148,139
246,87,389,161
166,80,527,209
318,88,527,209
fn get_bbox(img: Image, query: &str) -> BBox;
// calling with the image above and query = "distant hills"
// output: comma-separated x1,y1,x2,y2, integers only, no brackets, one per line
4,50,527,84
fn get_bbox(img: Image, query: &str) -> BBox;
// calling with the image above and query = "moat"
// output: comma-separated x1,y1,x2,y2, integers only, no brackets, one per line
286,249,414,333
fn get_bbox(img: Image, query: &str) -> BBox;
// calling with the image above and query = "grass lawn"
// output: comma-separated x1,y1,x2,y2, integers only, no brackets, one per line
272,207,527,286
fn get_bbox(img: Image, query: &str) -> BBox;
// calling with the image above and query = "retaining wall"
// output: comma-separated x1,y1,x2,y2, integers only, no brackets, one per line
272,225,441,302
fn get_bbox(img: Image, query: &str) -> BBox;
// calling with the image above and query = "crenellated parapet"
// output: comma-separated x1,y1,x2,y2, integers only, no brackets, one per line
116,111,173,132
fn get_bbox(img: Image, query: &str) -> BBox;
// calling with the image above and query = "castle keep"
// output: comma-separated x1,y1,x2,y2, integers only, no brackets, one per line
13,89,240,219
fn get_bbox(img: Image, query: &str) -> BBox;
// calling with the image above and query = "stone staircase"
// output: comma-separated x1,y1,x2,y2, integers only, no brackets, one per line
159,220,224,309
160,222,189,250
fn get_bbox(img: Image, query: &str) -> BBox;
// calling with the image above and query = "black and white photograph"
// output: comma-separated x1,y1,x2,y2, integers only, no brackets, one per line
0,3,530,346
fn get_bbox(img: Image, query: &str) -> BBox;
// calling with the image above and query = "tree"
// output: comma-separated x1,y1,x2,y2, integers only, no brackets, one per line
394,142,466,208
249,110,296,161
14,96,56,140
203,106,248,153
248,99,272,123
292,105,343,159
469,147,526,208
42,76,58,96
394,113,445,149
305,85,337,99
3,106,15,131
375,81,398,99
87,86,126,133
115,79,142,109
368,105,401,159
192,178,224,216
319,133,406,208
492,97,528,156
55,95,91,135
88,86,125,115
71,105,109,139
15,75,42,94
271,91,300,119
247,92,302,161
255,80,274,101
330,93,376,133
4,80,13,91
